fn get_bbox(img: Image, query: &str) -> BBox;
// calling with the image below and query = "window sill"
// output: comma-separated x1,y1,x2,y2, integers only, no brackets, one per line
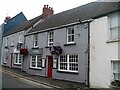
106,39,120,43
64,43,76,46
45,46,51,48
32,46,39,49
57,70,79,74
11,45,14,47
13,63,21,66
29,67,42,70
3,62,7,64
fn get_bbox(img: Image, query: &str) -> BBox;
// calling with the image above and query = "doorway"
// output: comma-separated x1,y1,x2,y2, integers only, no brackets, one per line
10,53,13,68
47,56,53,78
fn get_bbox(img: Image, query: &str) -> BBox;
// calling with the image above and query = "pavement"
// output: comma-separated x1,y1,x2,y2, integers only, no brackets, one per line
1,66,120,90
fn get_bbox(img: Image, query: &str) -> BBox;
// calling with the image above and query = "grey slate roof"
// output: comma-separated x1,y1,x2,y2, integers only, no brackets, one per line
3,15,42,37
28,2,120,34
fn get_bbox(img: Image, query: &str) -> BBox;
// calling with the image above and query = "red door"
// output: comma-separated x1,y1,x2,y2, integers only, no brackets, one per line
47,56,53,78
10,53,13,69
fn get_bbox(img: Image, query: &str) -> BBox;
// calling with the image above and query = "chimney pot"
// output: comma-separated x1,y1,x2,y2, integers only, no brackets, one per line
42,5,54,19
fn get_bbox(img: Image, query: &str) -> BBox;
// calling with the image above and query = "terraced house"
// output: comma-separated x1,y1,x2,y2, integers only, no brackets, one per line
1,2,120,88
1,13,43,69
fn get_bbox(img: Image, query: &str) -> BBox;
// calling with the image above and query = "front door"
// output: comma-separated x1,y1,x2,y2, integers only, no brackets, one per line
47,56,53,78
10,53,13,69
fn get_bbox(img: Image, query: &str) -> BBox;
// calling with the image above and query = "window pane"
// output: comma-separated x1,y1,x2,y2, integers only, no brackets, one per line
37,55,42,67
114,73,120,80
110,28,118,39
48,31,54,46
110,14,118,28
68,36,72,42
34,34,38,46
59,55,68,70
113,61,120,80
67,26,74,43
69,55,78,71
72,35,74,42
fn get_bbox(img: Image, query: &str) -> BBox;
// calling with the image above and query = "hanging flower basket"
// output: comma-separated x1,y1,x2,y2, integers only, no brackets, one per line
50,46,62,55
20,48,28,55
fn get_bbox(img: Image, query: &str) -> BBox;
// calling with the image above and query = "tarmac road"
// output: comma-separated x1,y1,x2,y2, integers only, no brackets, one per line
0,67,57,89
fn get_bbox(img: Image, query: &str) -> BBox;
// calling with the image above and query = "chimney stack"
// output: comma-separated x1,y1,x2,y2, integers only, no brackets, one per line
42,5,54,18
4,16,11,23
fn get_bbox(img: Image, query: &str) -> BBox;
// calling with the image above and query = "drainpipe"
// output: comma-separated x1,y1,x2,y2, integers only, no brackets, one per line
87,19,93,88
87,21,90,88
81,19,93,88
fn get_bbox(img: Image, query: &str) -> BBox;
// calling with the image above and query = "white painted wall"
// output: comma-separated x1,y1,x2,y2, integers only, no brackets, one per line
90,16,119,88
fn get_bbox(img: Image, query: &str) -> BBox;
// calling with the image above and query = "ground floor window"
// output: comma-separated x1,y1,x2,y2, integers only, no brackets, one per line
30,55,42,69
4,54,8,63
14,53,23,64
112,61,120,81
59,55,78,72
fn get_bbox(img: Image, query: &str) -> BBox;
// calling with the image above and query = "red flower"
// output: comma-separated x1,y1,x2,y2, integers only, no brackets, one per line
20,48,28,55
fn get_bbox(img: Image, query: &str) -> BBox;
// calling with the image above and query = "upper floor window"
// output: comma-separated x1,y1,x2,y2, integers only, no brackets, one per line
109,13,120,40
19,35,22,43
67,26,75,44
11,36,14,46
5,38,8,47
34,34,38,47
58,55,78,73
48,31,54,46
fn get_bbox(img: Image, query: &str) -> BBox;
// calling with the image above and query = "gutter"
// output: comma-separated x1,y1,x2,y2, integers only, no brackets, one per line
25,19,93,36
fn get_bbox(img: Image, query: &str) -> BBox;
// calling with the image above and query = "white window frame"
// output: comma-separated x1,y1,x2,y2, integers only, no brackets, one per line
33,34,38,48
18,35,22,43
4,54,8,63
48,31,54,46
67,26,75,44
5,38,8,47
11,36,14,46
30,55,42,69
111,61,120,81
58,55,79,73
14,53,23,65
109,13,120,40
